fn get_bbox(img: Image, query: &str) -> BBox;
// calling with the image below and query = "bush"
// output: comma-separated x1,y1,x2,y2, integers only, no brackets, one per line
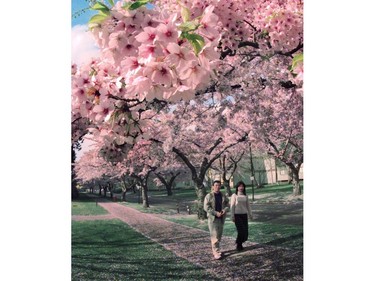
112,187,123,194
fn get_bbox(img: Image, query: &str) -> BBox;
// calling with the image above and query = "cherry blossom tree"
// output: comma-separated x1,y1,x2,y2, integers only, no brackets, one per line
218,55,303,195
72,0,304,207
153,155,184,196
72,0,302,155
213,149,246,196
74,148,119,197
147,97,248,219
111,139,160,207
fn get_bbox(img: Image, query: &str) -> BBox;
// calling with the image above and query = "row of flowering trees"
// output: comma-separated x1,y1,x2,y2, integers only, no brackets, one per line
72,0,303,219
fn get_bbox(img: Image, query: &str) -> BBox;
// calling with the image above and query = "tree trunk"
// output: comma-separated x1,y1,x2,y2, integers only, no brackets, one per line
223,178,232,196
109,184,113,199
155,172,180,196
249,143,257,187
291,168,301,195
142,185,149,208
122,190,127,201
71,145,79,200
195,182,207,220
71,184,79,200
287,167,293,184
274,157,279,184
285,164,301,196
293,178,301,196
166,185,173,196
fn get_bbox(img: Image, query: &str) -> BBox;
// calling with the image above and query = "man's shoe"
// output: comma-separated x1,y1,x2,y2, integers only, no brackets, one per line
236,243,244,251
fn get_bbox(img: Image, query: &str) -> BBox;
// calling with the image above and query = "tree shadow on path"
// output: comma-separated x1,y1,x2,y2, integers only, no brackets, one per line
95,200,303,281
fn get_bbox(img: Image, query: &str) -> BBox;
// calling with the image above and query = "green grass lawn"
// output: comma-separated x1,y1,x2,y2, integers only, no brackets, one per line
120,183,303,215
72,219,219,281
167,217,303,251
252,183,304,203
115,184,303,250
119,201,179,215
72,193,108,216
152,182,302,202
84,184,303,251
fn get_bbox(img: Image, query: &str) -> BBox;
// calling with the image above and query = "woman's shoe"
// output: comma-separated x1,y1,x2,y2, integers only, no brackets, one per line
236,243,243,251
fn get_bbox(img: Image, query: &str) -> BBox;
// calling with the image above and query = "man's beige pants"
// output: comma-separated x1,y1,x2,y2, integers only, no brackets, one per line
208,217,224,255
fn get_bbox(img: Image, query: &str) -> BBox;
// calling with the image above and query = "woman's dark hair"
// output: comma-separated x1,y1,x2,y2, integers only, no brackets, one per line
235,181,247,195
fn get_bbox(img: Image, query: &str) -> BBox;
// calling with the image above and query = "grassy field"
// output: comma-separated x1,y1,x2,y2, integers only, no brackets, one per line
72,219,219,281
166,217,303,251
119,183,303,214
116,183,303,251
80,183,303,251
72,193,108,216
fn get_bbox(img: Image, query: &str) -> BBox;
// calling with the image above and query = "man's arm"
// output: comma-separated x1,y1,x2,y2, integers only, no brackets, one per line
203,194,216,216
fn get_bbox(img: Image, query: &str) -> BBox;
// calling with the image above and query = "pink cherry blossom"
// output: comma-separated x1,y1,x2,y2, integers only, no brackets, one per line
179,60,210,88
165,43,196,71
135,26,158,44
155,22,179,44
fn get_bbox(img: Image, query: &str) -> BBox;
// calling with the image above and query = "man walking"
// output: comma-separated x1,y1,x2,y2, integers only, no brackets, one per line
203,180,230,260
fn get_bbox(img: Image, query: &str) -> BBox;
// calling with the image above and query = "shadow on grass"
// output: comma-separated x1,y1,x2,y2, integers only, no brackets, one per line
252,202,303,224
219,235,303,281
264,232,303,249
72,192,97,202
72,219,219,281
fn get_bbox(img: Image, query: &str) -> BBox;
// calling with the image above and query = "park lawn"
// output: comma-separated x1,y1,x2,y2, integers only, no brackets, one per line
118,184,303,250
72,219,218,281
167,217,303,251
119,188,198,215
72,193,108,216
121,183,302,215
149,183,303,204
120,201,178,215
253,183,304,203
153,188,198,201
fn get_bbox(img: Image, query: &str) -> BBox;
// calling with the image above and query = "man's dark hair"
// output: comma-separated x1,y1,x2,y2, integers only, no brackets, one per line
213,180,221,185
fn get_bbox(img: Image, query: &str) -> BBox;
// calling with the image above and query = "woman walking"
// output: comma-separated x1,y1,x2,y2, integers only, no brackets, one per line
230,181,253,251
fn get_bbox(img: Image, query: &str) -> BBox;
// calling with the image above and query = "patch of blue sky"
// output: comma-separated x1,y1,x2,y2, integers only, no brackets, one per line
72,0,155,27
72,0,97,27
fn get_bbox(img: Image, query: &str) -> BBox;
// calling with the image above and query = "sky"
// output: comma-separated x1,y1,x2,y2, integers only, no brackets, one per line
71,0,100,66
72,0,97,27
1,1,374,280
72,0,101,158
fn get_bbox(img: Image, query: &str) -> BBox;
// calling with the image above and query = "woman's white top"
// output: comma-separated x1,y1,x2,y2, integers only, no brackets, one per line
230,193,252,219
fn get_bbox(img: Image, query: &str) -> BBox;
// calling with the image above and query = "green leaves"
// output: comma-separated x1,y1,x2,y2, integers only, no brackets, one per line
178,17,204,55
181,5,190,22
88,14,108,29
90,2,110,14
123,0,152,10
182,33,205,55
179,21,200,33
291,53,303,70
88,1,111,29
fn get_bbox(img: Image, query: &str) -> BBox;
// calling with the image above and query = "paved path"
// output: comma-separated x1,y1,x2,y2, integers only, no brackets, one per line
72,199,303,280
